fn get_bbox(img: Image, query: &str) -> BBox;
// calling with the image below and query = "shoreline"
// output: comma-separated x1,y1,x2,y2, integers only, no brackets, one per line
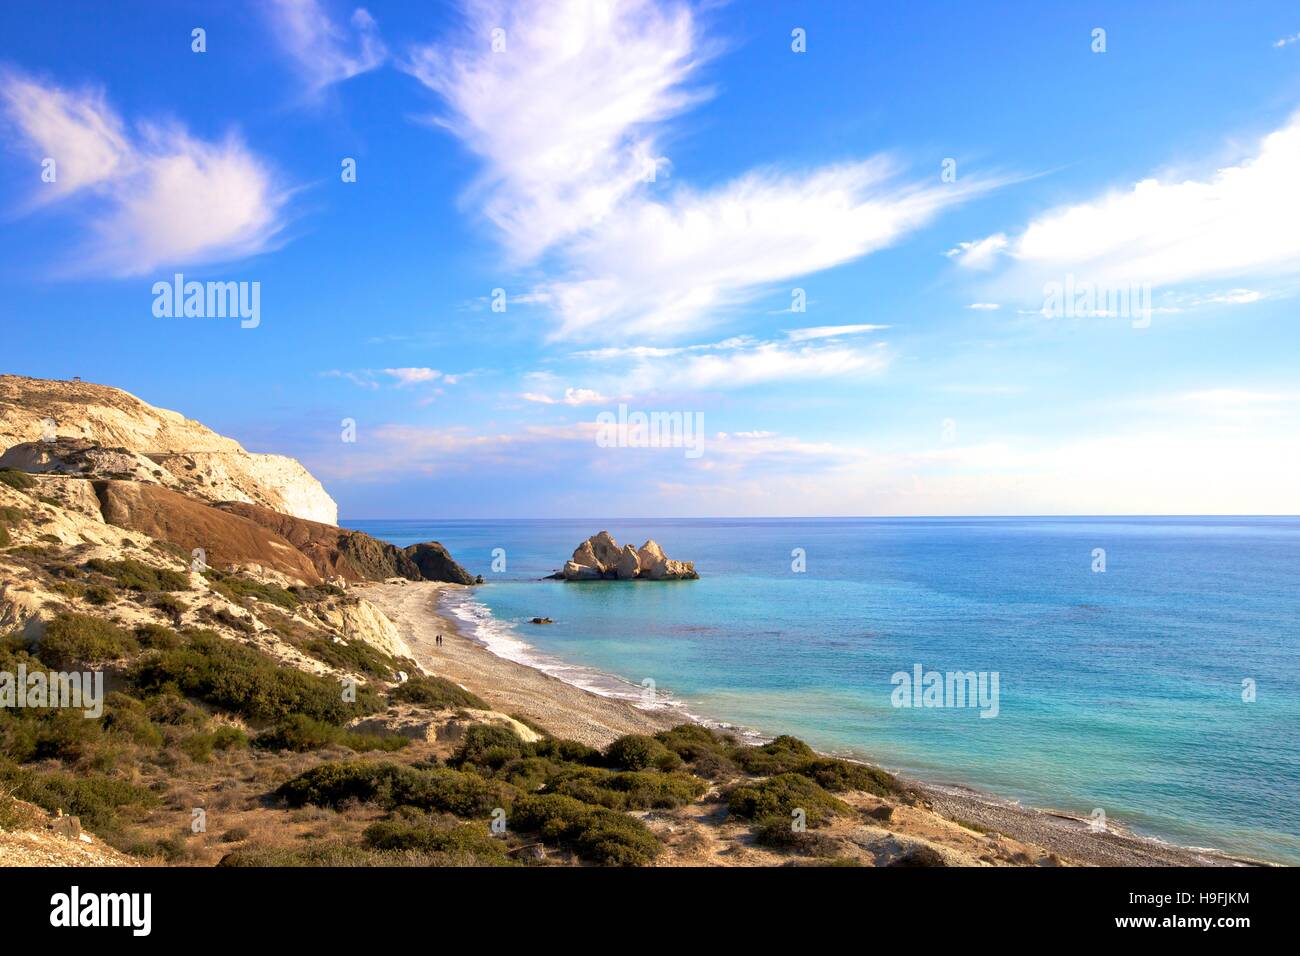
360,580,1269,868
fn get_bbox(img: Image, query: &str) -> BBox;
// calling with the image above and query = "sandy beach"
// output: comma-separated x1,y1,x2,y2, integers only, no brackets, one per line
360,581,680,747
360,580,1264,868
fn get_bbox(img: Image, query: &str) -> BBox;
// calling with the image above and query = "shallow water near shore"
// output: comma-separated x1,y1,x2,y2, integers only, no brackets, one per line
348,516,1300,864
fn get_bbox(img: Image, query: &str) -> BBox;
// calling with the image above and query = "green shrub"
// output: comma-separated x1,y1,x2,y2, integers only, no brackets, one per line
102,693,164,748
604,770,705,809
604,734,681,771
531,737,601,765
256,715,341,752
50,580,85,601
509,793,659,866
363,815,511,865
255,715,405,753
30,709,107,763
451,724,527,769
211,725,249,751
38,613,139,668
496,756,565,792
131,629,379,724
207,607,254,634
0,715,39,763
180,732,215,763
203,571,297,610
145,692,207,727
656,723,722,758
125,834,191,862
400,767,514,817
276,761,418,809
540,766,621,807
544,766,704,810
0,469,36,492
887,845,948,867
86,558,190,592
0,761,158,833
0,505,25,548
83,584,117,606
343,732,409,753
731,735,817,775
727,773,847,828
151,593,186,621
276,761,512,817
794,757,904,797
134,623,183,650
391,674,488,710
302,636,402,679
751,814,843,855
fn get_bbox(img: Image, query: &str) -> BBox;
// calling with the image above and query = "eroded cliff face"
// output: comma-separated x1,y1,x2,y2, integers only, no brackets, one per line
0,375,337,524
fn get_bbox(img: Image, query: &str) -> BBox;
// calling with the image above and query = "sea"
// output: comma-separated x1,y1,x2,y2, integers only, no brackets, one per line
347,516,1300,864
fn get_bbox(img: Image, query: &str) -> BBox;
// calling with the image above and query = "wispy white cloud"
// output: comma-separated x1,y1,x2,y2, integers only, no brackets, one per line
966,302,1000,311
954,113,1300,295
782,323,890,342
412,1,995,342
522,386,609,406
0,71,288,276
405,0,705,261
538,160,993,340
383,367,442,386
946,233,1007,269
543,327,892,400
324,367,457,389
640,339,890,391
266,0,387,93
1197,288,1263,305
1275,32,1300,48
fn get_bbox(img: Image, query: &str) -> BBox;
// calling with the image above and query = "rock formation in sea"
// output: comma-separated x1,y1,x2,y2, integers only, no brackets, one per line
550,531,698,581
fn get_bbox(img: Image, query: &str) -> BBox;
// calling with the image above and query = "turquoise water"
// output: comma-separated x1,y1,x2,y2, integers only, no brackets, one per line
349,517,1300,864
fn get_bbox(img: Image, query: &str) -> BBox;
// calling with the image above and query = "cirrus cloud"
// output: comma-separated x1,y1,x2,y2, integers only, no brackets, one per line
410,0,997,342
0,70,289,277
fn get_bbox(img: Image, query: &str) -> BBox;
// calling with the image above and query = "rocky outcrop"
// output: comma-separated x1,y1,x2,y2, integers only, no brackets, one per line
306,597,416,662
0,375,337,523
551,532,698,581
404,542,479,585
213,501,417,582
0,439,181,487
213,501,476,585
615,544,640,580
94,480,322,584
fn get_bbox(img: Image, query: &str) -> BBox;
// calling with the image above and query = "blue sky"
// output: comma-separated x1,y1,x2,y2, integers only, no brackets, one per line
2,0,1299,518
